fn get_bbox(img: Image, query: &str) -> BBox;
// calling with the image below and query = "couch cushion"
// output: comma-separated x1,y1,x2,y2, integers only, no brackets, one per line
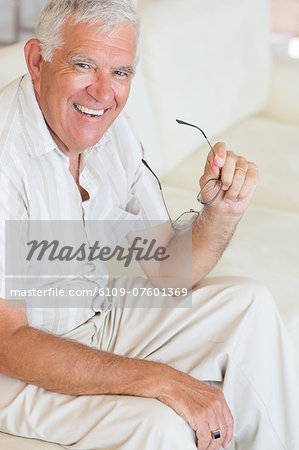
163,116,299,214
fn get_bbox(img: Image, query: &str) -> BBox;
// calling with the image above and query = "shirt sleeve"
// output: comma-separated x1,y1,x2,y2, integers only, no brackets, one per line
0,160,29,299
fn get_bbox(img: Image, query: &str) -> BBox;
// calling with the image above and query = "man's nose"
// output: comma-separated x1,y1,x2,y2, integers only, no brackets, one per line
86,73,114,105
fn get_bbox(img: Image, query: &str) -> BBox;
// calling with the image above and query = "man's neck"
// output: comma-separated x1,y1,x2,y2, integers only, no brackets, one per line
68,153,90,202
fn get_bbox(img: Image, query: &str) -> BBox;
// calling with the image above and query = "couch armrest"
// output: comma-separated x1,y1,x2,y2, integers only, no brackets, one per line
263,54,299,126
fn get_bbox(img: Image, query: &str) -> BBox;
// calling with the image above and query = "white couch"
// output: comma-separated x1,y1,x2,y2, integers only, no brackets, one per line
0,0,299,448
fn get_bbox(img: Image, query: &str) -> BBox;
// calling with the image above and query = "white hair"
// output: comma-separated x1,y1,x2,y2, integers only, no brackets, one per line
36,0,140,63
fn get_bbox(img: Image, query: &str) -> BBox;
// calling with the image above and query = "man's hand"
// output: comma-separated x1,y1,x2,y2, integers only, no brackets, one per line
157,366,234,449
134,142,258,289
200,142,258,217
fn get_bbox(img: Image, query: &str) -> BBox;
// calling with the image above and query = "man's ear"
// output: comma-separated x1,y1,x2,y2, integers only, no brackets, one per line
24,39,44,92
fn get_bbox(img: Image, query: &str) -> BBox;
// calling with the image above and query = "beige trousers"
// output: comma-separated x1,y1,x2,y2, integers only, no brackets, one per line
0,276,298,450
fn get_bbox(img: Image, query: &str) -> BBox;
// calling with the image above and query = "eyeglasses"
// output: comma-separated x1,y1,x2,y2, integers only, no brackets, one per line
142,119,223,232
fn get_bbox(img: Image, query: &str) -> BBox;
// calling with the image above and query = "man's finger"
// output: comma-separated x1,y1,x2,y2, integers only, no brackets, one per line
223,167,247,202
201,143,227,186
237,163,259,201
220,151,239,189
211,142,227,168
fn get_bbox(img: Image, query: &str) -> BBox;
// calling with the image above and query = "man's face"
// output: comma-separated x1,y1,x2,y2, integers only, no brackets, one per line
33,20,137,154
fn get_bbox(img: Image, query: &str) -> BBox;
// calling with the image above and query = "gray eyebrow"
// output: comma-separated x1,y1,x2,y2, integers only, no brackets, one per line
113,66,136,76
68,55,97,66
68,56,136,76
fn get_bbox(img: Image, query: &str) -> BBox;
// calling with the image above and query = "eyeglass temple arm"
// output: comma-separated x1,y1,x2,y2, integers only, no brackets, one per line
141,158,162,191
141,158,177,228
176,119,215,157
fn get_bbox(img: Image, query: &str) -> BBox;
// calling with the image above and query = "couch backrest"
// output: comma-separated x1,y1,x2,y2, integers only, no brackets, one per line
125,0,271,176
0,42,27,90
0,0,271,178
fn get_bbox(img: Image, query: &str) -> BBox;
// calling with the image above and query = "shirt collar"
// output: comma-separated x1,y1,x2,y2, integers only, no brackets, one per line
18,73,111,159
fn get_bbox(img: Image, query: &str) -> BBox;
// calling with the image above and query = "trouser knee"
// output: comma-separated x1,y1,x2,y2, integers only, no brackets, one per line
225,276,276,315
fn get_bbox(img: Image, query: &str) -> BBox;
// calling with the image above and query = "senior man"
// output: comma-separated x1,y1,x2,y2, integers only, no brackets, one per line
0,1,298,449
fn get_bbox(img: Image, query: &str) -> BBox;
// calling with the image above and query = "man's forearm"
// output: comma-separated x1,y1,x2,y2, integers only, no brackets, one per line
191,207,240,285
0,322,234,447
0,325,163,397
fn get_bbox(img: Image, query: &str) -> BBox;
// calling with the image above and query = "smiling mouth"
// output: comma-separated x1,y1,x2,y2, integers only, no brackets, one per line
73,103,105,118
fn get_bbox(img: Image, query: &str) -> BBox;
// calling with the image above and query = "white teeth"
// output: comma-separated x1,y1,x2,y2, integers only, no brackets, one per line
74,103,104,116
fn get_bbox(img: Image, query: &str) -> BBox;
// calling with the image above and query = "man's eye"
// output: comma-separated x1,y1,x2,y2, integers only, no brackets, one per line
76,63,91,70
114,71,129,79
